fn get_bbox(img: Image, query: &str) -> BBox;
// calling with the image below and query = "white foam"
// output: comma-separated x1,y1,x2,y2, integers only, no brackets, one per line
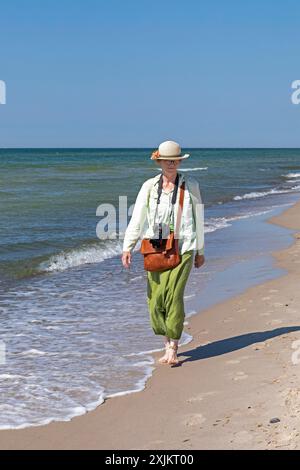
0,374,24,380
105,361,155,399
17,349,47,357
186,310,197,317
38,241,122,273
124,334,192,369
0,384,106,430
156,167,207,172
184,293,196,300
123,333,193,359
124,347,168,357
0,405,91,431
180,167,208,171
206,217,231,233
205,208,280,233
130,275,143,282
282,172,300,178
234,186,300,201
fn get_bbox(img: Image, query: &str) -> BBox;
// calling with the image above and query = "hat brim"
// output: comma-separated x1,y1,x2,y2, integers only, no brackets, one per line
150,154,190,161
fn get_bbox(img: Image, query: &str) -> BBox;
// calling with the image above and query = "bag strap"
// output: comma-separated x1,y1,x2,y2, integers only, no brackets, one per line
147,173,184,236
174,181,185,239
151,173,180,226
157,173,179,206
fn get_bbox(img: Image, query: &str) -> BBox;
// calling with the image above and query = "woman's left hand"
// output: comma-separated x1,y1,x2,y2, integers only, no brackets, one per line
194,254,205,268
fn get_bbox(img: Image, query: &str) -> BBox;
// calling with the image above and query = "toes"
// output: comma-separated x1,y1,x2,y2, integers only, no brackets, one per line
158,353,170,363
167,353,179,365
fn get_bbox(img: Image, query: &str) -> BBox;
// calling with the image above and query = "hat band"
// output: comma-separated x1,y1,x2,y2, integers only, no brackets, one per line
159,154,182,158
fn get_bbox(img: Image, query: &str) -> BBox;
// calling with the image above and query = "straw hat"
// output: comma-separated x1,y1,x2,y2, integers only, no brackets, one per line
150,140,190,160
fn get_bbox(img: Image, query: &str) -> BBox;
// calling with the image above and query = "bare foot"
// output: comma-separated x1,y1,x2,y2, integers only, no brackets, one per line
167,343,179,365
158,342,170,364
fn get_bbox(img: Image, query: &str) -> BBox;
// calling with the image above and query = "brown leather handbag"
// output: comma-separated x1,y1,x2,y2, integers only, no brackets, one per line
140,180,185,272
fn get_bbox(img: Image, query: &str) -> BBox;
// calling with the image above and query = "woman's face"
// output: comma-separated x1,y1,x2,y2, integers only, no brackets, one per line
158,159,181,176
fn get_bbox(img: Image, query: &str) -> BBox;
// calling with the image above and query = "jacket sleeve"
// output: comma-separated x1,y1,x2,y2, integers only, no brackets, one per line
123,181,150,252
191,179,205,256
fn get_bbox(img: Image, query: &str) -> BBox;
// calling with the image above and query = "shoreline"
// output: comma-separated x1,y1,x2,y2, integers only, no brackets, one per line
1,197,300,449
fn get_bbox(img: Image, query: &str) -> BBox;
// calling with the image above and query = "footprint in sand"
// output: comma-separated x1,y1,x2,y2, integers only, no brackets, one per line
291,340,300,365
260,312,271,317
187,391,219,403
282,389,300,426
199,329,209,335
269,289,279,293
184,413,206,426
203,391,219,397
226,355,250,364
186,395,204,403
237,308,247,312
233,430,253,444
223,317,234,323
262,296,272,301
267,319,283,326
233,372,248,381
252,342,267,350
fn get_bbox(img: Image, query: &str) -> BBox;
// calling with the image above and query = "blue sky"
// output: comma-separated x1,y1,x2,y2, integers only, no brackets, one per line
0,0,300,147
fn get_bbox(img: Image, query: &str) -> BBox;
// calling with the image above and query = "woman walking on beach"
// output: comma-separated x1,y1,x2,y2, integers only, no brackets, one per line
122,141,205,365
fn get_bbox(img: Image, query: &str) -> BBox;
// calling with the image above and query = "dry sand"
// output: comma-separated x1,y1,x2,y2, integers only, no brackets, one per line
1,198,300,450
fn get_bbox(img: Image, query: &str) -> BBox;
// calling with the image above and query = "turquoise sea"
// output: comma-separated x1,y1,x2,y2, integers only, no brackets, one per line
0,148,300,429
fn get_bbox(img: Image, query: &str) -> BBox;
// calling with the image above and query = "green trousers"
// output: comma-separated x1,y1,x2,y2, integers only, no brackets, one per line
146,250,194,340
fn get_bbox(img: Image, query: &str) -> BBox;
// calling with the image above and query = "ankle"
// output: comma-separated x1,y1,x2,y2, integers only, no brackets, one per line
168,341,178,351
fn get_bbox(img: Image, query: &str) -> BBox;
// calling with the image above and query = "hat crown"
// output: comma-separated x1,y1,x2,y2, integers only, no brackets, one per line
158,140,181,157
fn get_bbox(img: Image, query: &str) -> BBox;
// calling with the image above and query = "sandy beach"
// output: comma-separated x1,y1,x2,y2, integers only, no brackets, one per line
1,197,300,450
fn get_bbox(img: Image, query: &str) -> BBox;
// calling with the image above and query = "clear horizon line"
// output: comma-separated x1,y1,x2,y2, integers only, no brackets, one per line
1,146,300,150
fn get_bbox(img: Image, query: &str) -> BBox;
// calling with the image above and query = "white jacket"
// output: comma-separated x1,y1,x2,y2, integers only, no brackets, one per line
123,172,204,255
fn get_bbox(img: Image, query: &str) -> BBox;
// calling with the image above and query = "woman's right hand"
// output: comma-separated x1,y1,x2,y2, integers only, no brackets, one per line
194,254,205,269
122,251,132,269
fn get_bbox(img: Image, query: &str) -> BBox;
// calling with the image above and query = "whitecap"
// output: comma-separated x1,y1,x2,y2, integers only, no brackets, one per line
38,241,123,273
234,186,300,201
0,374,24,380
180,167,208,171
17,349,47,357
282,172,300,178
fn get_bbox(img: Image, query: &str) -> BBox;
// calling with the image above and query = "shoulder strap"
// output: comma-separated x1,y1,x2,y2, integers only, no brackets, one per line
174,181,185,238
157,173,179,205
